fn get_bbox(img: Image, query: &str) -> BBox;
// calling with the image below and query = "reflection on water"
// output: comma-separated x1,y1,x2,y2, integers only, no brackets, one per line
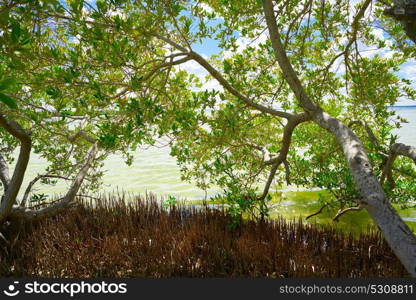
14,107,416,232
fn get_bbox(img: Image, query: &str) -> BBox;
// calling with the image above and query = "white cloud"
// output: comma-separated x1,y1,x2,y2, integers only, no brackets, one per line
180,59,222,92
223,30,268,58
181,60,208,80
401,62,416,81
204,79,223,91
200,3,214,14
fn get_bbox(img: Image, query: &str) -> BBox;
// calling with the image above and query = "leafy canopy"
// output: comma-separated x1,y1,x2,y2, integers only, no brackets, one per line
1,0,415,218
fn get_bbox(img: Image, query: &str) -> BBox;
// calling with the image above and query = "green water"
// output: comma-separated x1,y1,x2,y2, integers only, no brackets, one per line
14,107,416,232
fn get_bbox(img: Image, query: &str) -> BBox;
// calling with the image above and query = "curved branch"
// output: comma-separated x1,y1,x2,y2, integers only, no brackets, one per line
152,34,295,119
20,174,72,207
391,142,416,162
0,114,31,221
306,204,328,220
259,113,311,200
381,142,416,186
332,205,363,222
10,143,98,220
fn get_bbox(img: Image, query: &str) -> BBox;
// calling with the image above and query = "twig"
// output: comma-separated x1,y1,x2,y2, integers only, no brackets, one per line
306,204,328,220
332,205,363,222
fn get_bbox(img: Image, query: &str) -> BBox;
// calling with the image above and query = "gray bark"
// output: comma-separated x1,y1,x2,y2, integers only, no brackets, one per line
391,143,416,162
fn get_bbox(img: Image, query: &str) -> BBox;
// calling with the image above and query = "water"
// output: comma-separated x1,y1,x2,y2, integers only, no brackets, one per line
25,142,219,200
12,106,416,231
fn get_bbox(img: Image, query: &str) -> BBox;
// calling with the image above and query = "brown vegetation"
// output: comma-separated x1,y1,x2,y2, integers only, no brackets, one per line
0,194,407,277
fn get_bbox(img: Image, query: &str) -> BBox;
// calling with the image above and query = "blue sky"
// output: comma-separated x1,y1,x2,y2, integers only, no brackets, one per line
192,38,221,57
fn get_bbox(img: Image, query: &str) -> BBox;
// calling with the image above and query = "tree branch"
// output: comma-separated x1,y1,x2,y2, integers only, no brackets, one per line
306,204,328,220
384,0,416,44
259,113,310,200
283,159,291,185
381,142,416,186
391,142,416,162
20,174,72,207
0,114,31,221
10,143,98,220
152,34,295,119
69,130,96,144
332,205,363,222
349,120,380,149
0,154,10,192
188,51,295,119
321,0,372,75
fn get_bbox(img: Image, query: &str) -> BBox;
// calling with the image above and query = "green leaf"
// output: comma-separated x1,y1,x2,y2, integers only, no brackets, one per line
131,75,142,89
0,93,17,109
10,22,21,43
0,78,16,91
223,60,232,74
0,9,10,26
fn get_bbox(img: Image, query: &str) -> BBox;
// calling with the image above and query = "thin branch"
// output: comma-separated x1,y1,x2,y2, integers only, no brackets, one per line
20,174,72,207
258,113,311,200
381,142,416,186
153,34,189,53
152,34,295,119
391,142,416,163
306,204,328,220
111,55,193,100
321,0,372,80
332,205,363,222
189,51,296,119
69,129,97,144
0,114,31,221
349,120,380,148
283,159,291,185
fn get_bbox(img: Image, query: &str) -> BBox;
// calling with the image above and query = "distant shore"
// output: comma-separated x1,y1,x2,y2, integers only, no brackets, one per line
389,105,416,108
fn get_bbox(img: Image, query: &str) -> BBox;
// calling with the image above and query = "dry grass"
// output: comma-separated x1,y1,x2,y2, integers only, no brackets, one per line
0,193,407,277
